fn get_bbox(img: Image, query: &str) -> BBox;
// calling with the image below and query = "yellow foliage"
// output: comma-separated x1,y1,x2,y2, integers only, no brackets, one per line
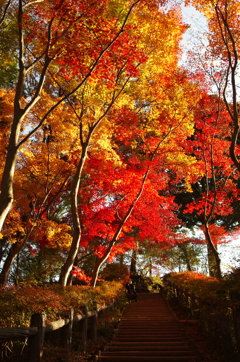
33,220,72,250
2,208,26,244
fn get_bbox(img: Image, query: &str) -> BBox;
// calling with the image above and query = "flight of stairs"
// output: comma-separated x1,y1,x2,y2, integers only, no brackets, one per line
99,293,200,361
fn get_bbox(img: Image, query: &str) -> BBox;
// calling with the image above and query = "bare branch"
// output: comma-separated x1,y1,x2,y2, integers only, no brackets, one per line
0,0,12,27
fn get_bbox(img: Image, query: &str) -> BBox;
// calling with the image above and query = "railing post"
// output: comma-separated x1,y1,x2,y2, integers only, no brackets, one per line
230,291,240,360
28,312,46,362
183,289,190,308
60,308,74,350
219,308,235,360
207,300,219,340
88,307,98,342
175,286,180,301
79,306,88,353
232,306,240,358
189,294,198,318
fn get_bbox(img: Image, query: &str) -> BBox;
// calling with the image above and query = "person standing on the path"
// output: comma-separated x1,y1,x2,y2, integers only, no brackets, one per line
125,279,138,301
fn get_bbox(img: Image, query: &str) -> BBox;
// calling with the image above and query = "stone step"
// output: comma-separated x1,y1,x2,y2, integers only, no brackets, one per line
118,326,178,330
119,322,177,326
116,332,182,336
113,337,184,342
110,342,190,348
99,356,198,361
120,320,176,323
108,345,192,351
98,294,199,362
102,350,196,356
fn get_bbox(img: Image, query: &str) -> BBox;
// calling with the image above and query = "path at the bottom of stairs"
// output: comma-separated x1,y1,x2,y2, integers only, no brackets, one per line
99,293,200,362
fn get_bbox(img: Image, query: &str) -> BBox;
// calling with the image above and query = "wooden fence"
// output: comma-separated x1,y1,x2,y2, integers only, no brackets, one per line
0,301,115,362
164,282,240,361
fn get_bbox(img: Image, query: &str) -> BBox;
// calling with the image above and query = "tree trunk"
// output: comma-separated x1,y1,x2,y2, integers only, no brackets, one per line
0,237,8,264
204,223,222,279
130,246,138,276
0,114,22,231
178,244,192,272
118,254,124,266
91,256,108,288
0,241,25,285
148,256,152,276
59,146,88,286
207,244,218,277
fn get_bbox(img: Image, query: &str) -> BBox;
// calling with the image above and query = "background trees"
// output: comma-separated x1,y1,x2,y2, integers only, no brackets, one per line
179,0,240,278
175,93,240,278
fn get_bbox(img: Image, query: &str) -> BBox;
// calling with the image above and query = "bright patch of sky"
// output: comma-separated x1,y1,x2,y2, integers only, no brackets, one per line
180,5,208,65
180,4,240,100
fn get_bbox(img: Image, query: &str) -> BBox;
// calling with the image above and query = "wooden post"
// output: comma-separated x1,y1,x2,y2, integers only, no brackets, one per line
60,308,74,350
88,308,98,342
232,306,240,359
206,300,219,340
189,294,198,317
219,310,235,360
214,291,235,359
230,291,240,359
198,299,211,336
183,289,190,308
79,306,88,353
176,286,180,301
28,312,46,362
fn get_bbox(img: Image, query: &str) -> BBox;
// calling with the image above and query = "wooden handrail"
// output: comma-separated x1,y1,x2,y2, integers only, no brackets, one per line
0,299,116,361
0,327,38,339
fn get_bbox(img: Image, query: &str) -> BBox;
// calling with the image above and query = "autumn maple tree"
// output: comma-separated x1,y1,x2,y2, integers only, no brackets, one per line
2,0,233,288
70,65,200,287
0,0,148,232
56,1,200,286
175,93,240,278
0,0,161,285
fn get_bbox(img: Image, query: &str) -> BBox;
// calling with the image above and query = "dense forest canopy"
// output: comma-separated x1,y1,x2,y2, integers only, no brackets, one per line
0,0,239,287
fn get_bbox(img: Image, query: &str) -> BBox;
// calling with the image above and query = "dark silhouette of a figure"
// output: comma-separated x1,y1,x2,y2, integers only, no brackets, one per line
125,280,138,302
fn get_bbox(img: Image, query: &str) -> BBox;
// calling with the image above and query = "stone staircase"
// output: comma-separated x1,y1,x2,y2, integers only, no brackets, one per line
99,293,200,361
